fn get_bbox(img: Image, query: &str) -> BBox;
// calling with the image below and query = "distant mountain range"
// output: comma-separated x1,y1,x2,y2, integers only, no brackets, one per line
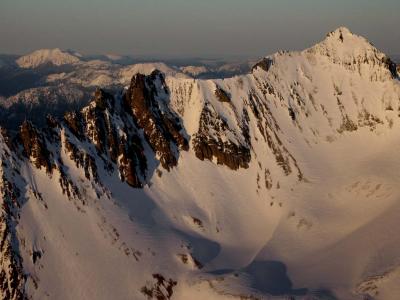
0,50,257,130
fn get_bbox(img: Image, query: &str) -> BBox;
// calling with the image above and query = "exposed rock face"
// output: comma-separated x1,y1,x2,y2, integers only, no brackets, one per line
193,104,251,170
0,135,27,300
19,121,52,173
0,177,26,300
388,58,398,79
214,86,231,103
93,88,115,111
252,57,273,72
0,128,12,150
383,57,398,79
140,274,177,300
64,111,84,140
124,71,188,170
77,88,148,187
13,79,186,190
117,135,146,188
64,139,99,184
82,89,119,160
15,71,252,187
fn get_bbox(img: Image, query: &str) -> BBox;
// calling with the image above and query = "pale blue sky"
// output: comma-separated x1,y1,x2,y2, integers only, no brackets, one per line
0,0,399,57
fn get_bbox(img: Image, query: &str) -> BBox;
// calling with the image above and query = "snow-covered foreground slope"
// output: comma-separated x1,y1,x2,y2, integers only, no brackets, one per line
1,27,399,300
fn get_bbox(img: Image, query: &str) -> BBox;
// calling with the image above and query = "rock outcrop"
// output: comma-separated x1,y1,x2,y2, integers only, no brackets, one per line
0,177,26,300
124,71,188,170
19,121,52,173
0,134,27,300
193,104,251,170
214,86,231,103
252,57,274,72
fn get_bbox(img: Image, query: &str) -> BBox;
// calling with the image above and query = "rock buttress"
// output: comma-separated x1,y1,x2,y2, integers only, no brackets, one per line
124,71,188,171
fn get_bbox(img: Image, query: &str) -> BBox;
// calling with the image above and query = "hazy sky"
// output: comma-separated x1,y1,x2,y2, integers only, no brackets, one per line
0,0,399,58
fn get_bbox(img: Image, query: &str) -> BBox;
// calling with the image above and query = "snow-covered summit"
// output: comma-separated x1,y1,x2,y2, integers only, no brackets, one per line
16,48,81,68
253,27,396,83
305,27,395,80
310,27,378,57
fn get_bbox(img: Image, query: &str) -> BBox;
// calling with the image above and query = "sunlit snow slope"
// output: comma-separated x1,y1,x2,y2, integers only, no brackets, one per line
1,27,399,300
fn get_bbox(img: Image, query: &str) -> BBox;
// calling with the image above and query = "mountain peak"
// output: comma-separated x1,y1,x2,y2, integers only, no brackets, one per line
253,27,394,80
302,27,398,80
16,48,81,68
326,26,353,40
315,26,375,54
